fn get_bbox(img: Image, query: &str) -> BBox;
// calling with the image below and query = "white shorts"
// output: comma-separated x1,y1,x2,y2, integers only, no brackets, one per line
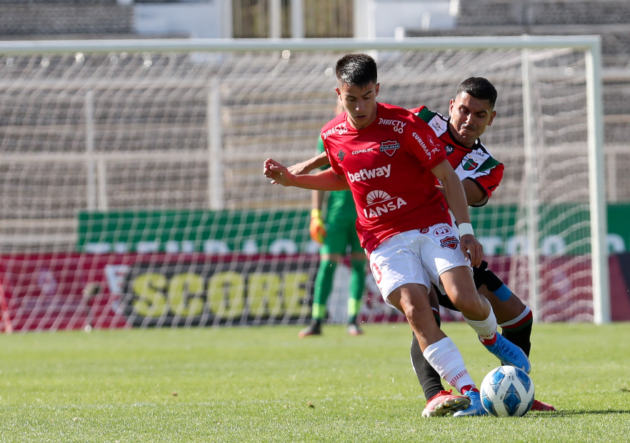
368,223,472,307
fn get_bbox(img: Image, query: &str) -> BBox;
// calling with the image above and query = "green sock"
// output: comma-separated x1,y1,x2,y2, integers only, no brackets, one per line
312,259,336,320
347,259,366,325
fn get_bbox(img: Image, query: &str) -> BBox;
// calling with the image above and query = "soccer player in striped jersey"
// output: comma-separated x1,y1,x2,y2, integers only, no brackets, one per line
265,54,530,417
283,77,555,415
409,78,555,415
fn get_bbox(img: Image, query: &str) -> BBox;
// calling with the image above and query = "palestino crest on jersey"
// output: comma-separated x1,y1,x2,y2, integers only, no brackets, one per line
440,236,459,250
379,140,400,157
463,156,479,171
338,150,346,162
363,190,407,219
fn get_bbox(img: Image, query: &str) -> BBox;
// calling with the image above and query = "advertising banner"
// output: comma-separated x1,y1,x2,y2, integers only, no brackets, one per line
0,253,320,331
77,204,630,256
2,253,630,332
119,255,319,327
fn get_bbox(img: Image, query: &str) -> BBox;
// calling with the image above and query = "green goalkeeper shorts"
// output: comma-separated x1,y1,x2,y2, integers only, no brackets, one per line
320,215,363,256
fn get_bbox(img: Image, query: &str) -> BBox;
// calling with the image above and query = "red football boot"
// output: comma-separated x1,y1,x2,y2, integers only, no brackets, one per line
530,399,557,411
347,324,364,336
422,390,471,417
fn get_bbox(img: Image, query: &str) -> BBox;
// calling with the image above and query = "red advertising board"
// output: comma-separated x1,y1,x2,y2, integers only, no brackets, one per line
1,253,629,332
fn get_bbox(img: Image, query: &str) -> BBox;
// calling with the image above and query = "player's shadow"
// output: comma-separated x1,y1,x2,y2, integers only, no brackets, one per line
530,410,630,417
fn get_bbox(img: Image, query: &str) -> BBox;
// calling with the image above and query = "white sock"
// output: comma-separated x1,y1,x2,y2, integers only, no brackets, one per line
464,308,498,343
423,337,476,392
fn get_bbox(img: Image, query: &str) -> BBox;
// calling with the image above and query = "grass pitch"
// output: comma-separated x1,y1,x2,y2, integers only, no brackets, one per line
1,323,629,442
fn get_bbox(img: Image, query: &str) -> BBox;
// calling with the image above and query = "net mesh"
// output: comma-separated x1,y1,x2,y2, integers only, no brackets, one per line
0,46,598,331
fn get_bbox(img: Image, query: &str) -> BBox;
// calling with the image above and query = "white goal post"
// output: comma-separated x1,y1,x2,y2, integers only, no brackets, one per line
0,36,609,331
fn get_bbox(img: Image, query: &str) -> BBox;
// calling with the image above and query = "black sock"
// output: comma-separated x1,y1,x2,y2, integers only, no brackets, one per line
309,318,322,331
501,319,533,356
410,312,444,402
474,262,534,357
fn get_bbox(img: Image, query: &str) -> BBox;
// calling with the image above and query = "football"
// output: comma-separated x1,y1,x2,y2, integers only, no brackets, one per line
480,366,535,417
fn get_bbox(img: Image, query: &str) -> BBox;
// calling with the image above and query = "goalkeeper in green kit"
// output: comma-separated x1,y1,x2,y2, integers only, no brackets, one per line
294,103,367,337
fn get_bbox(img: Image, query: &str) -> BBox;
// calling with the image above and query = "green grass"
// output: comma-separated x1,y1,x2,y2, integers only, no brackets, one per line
1,323,629,442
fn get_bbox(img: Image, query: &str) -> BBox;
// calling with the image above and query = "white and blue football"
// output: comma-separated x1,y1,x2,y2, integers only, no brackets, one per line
480,366,535,417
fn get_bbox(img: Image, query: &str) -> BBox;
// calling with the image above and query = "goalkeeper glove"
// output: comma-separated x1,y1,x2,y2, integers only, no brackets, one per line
310,209,327,244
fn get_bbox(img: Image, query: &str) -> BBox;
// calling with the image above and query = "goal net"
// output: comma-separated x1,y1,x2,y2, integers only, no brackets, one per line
0,38,607,332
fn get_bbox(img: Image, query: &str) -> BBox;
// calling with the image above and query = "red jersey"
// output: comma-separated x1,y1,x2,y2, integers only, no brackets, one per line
410,106,504,206
321,102,451,254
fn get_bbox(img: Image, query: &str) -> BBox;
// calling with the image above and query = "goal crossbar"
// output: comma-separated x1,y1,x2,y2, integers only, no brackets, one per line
0,36,603,55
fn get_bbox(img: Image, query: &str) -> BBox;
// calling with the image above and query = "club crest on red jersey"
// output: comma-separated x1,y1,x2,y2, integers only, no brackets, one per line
440,236,459,250
338,150,346,162
379,140,400,157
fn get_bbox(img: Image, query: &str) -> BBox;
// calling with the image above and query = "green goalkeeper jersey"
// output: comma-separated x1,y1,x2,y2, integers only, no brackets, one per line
318,136,357,223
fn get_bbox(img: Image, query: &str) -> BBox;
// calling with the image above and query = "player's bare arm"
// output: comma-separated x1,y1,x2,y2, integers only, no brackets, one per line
430,160,483,267
437,178,486,206
263,158,349,191
461,179,487,206
270,152,329,184
290,153,487,206
287,152,329,176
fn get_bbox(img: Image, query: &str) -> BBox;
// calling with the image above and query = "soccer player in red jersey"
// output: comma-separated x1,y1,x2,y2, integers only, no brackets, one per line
264,54,530,417
285,77,555,415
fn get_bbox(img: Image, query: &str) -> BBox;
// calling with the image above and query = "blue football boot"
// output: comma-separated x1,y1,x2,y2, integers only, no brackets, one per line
453,390,488,417
483,333,531,374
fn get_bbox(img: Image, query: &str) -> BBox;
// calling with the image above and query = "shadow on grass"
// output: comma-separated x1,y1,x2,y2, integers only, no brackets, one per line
529,410,630,417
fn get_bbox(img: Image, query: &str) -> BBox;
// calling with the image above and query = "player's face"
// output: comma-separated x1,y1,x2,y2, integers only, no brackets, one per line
449,92,496,148
335,81,380,130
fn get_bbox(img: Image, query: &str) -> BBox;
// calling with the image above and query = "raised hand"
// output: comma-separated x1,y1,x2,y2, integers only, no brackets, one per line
269,160,308,185
263,158,294,187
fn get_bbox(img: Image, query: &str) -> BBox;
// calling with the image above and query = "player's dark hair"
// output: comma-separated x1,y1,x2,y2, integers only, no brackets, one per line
336,54,377,87
457,77,497,108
